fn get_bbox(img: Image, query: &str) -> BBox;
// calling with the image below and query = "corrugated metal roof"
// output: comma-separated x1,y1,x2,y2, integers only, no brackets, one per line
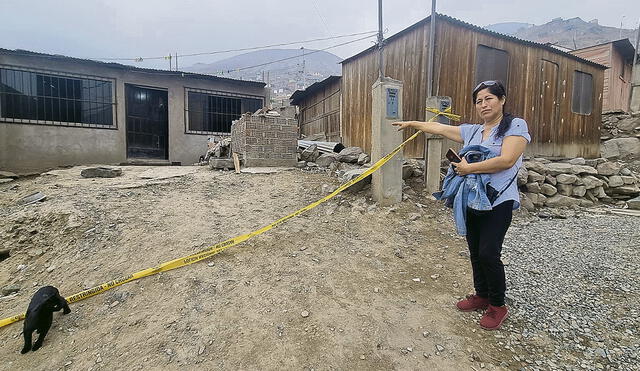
341,13,608,69
572,38,638,62
289,75,341,106
0,48,267,87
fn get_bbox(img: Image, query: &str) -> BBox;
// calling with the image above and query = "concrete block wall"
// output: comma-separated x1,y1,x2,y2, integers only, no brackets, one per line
231,114,297,167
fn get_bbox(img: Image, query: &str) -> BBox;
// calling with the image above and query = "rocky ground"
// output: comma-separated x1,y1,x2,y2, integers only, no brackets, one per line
0,165,638,370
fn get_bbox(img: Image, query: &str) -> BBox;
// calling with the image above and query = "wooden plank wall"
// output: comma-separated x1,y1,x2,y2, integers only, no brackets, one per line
298,78,341,141
572,44,613,111
341,24,429,157
341,18,605,159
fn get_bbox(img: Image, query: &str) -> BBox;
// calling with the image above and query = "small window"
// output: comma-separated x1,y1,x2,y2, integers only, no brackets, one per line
185,89,263,134
0,67,115,127
572,71,593,115
475,45,509,87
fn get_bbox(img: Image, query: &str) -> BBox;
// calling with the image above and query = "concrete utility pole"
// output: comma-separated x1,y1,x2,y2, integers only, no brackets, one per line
371,0,403,205
377,0,384,78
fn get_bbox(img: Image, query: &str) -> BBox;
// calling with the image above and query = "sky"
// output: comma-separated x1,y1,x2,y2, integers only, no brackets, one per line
0,0,639,71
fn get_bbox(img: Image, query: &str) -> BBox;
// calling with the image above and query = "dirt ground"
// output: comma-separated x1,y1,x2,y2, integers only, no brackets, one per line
0,165,538,370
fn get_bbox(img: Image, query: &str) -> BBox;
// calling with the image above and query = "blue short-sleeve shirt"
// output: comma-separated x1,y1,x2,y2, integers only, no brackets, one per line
459,118,531,209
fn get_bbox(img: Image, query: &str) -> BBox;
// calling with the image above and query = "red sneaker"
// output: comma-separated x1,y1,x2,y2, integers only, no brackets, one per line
479,305,509,330
456,294,490,312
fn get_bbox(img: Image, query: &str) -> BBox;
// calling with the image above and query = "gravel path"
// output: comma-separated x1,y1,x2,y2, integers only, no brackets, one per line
503,211,640,370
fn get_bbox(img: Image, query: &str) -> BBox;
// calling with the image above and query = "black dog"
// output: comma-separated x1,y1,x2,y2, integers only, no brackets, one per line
21,286,70,354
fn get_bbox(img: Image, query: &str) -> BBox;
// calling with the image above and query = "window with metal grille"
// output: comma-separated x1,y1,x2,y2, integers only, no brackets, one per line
572,70,593,115
475,45,509,87
185,89,263,134
0,67,115,127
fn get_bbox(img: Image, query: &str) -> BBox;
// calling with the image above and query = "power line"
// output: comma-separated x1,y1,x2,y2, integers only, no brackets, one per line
312,0,333,37
210,33,376,75
91,31,377,62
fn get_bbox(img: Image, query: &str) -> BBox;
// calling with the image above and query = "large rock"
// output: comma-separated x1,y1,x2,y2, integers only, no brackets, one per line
596,162,621,176
525,183,541,193
607,175,624,187
557,184,573,196
338,147,364,163
545,163,574,176
607,185,640,196
581,176,604,189
572,186,587,197
567,157,586,165
339,168,372,192
357,153,370,165
527,170,545,183
81,167,123,178
523,160,546,174
520,193,535,211
316,153,340,168
525,192,546,207
545,194,581,207
545,175,557,186
517,167,529,186
601,138,640,159
300,144,320,162
557,174,578,184
585,158,607,168
571,165,598,175
540,183,558,196
621,176,636,185
628,196,640,210
592,186,607,198
0,171,18,179
616,116,640,132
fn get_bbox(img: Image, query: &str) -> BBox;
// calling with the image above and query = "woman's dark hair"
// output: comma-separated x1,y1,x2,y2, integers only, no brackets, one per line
472,80,513,138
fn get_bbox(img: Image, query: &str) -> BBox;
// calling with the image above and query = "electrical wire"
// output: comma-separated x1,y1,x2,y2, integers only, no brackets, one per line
91,31,377,61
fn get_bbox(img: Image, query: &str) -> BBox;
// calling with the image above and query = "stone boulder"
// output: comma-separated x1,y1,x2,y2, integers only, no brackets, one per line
338,147,364,163
571,165,598,175
545,163,574,176
556,174,578,184
357,153,370,165
517,167,529,186
557,184,573,196
520,193,535,211
316,153,340,168
607,175,624,187
567,157,586,165
208,158,235,170
572,186,587,197
545,175,557,186
628,196,640,210
540,184,558,196
545,194,581,207
527,170,545,183
596,162,621,176
525,183,541,193
581,175,604,189
300,144,320,162
601,138,640,159
81,167,123,178
523,160,546,174
339,168,372,192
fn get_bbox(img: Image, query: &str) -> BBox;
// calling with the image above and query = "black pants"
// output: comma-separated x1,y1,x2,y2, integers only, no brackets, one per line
465,200,514,306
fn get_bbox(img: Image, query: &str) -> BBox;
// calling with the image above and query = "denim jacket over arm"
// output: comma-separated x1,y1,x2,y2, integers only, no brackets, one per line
432,144,496,236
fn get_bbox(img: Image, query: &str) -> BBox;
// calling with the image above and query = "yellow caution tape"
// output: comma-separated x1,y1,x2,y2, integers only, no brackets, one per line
0,107,457,329
426,106,461,122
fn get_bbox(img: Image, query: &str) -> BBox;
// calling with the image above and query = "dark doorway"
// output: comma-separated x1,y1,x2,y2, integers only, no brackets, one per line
125,85,168,159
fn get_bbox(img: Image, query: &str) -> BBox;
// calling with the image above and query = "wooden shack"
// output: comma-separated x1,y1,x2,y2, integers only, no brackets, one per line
339,13,607,159
570,39,636,112
290,76,341,142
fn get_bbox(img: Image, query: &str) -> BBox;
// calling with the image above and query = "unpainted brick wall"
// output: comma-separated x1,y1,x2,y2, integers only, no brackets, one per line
231,114,298,167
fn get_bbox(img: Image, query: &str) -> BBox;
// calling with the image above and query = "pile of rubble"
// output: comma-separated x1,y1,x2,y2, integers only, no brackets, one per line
519,157,640,210
297,143,423,190
600,112,640,169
